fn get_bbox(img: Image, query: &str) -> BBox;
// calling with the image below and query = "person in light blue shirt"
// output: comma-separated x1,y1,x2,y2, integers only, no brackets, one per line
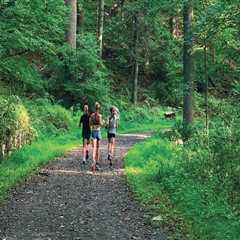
107,106,119,166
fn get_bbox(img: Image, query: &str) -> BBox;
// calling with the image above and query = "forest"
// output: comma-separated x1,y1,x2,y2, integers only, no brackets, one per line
0,0,240,239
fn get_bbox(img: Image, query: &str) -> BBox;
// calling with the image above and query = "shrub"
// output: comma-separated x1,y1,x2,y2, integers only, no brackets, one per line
24,98,74,137
0,95,36,158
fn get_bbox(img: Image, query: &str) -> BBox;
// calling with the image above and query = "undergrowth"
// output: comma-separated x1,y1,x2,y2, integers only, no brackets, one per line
125,128,240,240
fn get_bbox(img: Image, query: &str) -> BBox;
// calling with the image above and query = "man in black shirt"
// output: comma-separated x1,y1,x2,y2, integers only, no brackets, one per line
79,104,91,164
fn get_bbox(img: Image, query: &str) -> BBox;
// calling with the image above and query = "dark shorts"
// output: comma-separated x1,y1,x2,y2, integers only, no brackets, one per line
92,130,101,140
108,132,116,139
82,131,91,140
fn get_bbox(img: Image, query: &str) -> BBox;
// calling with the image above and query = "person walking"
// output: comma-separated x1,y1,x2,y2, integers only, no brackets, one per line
107,106,119,166
90,102,103,172
79,104,91,164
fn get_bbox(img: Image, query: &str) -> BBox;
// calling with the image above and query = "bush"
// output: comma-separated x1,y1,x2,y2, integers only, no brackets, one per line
0,95,36,158
24,98,74,137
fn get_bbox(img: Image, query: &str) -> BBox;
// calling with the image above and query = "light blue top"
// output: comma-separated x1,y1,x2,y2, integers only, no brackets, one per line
108,115,118,134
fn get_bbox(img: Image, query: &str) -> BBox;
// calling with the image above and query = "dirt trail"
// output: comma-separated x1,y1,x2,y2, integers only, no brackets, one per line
0,133,166,240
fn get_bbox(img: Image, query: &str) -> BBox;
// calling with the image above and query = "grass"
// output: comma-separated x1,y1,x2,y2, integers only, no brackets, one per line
118,105,179,133
0,105,175,200
0,128,81,200
124,134,240,240
119,119,174,133
124,136,192,239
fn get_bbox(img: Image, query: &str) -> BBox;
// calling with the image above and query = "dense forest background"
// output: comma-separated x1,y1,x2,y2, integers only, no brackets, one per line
1,0,239,107
0,1,240,239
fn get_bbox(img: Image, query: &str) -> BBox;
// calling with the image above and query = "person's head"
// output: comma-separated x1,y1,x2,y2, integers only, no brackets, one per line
110,106,114,114
95,102,101,112
110,106,116,116
83,104,88,113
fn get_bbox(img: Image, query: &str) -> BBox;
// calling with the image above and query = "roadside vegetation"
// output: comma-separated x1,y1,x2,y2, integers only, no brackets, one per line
0,96,168,200
125,98,240,240
1,1,240,239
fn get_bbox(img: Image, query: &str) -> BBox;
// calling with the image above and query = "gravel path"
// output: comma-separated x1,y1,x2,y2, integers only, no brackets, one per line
0,133,166,240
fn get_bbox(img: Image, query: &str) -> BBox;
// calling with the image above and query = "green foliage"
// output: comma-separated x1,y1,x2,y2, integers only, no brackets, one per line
0,127,81,200
0,95,36,158
47,33,110,107
0,1,111,106
125,128,240,239
24,98,74,137
102,0,183,106
124,135,192,239
0,0,67,96
0,96,76,159
118,104,175,133
194,1,240,97
180,100,240,205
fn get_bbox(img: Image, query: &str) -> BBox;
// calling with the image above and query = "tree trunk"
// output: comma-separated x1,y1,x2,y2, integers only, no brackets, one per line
132,14,139,104
65,0,77,49
133,62,139,104
77,2,84,34
97,0,104,58
183,1,194,133
204,40,209,132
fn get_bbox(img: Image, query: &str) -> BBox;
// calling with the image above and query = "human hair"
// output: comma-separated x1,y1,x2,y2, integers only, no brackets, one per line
95,102,101,112
109,106,114,113
83,104,88,112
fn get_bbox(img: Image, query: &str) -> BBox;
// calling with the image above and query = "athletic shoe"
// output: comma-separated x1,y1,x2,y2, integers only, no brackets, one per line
96,162,100,171
82,159,86,165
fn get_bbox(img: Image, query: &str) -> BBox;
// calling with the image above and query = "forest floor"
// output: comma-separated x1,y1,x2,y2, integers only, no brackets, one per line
0,133,167,240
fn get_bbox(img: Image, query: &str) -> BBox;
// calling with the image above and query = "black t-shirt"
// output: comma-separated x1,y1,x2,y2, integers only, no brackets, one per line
80,113,91,134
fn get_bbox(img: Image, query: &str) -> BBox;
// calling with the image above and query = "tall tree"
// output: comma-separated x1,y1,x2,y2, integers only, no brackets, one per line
65,0,77,48
132,14,139,104
183,0,194,133
97,0,104,57
77,1,84,34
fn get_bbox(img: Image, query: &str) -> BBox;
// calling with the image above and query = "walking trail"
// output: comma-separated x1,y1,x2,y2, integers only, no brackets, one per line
0,133,166,240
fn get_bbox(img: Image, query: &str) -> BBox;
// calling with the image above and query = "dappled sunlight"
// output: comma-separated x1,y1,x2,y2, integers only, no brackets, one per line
40,168,125,177
126,167,144,175
119,133,151,139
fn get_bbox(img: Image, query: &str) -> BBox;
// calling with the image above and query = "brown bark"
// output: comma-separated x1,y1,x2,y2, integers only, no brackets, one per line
97,0,104,58
77,2,84,34
132,14,139,104
65,0,77,49
183,1,194,132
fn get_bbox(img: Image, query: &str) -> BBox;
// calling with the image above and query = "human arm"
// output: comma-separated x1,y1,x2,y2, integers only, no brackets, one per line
79,115,83,128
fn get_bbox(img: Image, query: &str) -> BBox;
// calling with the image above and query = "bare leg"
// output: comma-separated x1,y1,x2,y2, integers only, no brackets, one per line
108,138,112,157
92,139,97,165
107,138,111,156
111,137,116,159
96,140,100,162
